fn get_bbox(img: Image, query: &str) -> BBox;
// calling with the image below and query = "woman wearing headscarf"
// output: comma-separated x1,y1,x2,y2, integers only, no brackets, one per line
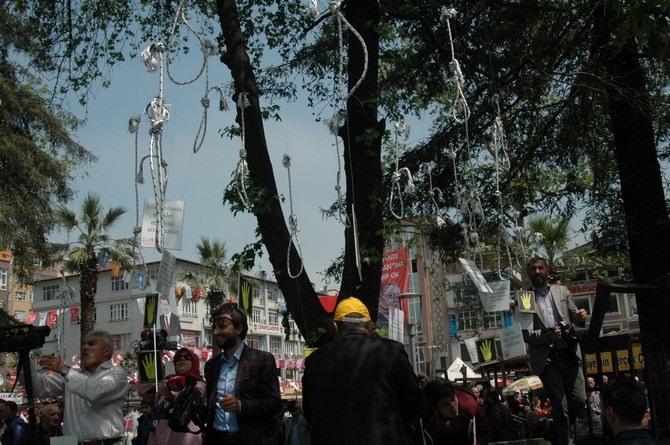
139,348,206,445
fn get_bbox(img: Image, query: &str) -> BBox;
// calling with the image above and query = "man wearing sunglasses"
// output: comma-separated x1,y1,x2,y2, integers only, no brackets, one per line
204,303,282,445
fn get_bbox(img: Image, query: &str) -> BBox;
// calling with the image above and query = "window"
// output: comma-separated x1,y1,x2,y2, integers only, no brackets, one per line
15,292,26,301
113,333,132,351
0,269,7,290
246,335,260,350
457,310,479,331
270,337,281,354
252,309,262,323
574,296,591,315
607,294,620,313
182,300,198,317
43,285,60,301
269,312,279,325
483,311,503,329
110,303,129,321
111,275,129,292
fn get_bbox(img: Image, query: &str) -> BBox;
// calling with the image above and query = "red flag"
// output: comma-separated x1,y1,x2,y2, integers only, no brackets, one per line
48,310,58,327
70,307,80,324
27,313,38,325
317,294,338,313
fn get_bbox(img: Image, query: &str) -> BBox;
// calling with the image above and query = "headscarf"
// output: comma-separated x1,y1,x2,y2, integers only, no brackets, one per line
165,347,205,384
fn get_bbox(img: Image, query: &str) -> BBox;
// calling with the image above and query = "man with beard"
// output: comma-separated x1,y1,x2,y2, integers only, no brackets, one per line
522,257,588,445
204,303,282,445
601,377,658,445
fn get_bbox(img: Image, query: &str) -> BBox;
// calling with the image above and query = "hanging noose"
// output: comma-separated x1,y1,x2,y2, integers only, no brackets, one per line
283,154,305,279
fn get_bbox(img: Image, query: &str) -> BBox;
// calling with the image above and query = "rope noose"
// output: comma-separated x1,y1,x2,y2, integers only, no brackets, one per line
330,0,369,100
141,42,170,252
128,115,151,287
389,121,415,219
328,112,350,227
283,154,305,279
235,92,253,210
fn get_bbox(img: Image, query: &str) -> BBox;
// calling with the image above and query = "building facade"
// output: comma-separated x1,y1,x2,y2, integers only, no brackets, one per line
29,258,305,380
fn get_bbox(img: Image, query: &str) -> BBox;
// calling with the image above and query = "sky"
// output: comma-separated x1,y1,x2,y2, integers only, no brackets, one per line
63,46,351,292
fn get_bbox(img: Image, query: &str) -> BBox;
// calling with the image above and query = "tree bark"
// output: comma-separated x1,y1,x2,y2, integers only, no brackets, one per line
594,3,670,432
214,1,327,345
339,0,385,320
79,254,98,348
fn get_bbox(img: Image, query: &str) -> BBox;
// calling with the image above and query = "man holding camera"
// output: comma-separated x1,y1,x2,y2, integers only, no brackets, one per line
26,330,128,445
522,257,588,445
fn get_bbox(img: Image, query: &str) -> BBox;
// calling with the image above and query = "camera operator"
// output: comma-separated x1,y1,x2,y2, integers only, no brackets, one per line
23,330,128,445
138,347,206,445
522,257,588,445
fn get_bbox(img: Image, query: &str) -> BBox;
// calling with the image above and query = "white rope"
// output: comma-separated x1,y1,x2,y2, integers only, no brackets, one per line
128,115,152,286
194,85,228,153
235,93,253,210
441,7,470,123
330,0,369,100
303,0,320,19
166,0,216,86
424,164,445,226
282,154,305,278
328,112,350,227
141,42,170,252
389,121,415,219
491,95,514,278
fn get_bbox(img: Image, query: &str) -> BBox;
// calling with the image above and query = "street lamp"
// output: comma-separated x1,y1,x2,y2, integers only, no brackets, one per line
397,293,422,373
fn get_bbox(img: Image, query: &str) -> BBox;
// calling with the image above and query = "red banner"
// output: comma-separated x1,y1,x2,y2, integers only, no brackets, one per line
48,310,58,327
70,307,80,324
27,312,38,325
378,247,410,326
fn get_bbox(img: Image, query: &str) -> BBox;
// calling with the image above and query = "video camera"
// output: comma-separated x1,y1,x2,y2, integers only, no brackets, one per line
557,321,580,347
132,328,179,353
0,324,51,353
162,380,207,433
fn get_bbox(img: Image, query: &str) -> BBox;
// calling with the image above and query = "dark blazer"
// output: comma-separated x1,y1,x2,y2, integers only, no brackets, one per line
611,429,660,445
522,284,585,375
302,331,422,445
204,345,282,445
159,312,181,337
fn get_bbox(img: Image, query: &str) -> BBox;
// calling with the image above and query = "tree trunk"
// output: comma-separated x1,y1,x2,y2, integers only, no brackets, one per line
215,0,385,344
79,254,98,348
594,3,670,433
214,1,325,345
338,0,384,320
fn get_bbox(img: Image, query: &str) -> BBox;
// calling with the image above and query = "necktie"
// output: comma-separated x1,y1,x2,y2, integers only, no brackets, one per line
166,317,170,335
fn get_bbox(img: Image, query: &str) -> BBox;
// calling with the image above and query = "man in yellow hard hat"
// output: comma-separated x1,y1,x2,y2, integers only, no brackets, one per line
302,297,422,445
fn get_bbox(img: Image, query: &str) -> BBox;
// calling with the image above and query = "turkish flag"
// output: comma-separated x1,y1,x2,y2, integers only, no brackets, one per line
48,310,58,327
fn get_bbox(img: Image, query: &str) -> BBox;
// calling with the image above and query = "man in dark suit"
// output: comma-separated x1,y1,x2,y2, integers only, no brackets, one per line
601,377,658,445
158,293,181,338
302,297,422,444
204,303,282,445
522,257,588,445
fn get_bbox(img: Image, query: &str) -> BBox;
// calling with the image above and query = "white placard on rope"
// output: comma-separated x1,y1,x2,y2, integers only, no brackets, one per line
140,198,185,250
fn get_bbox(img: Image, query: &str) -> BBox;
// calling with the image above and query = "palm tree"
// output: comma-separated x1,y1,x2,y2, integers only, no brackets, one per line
54,193,137,346
527,216,572,271
180,236,230,316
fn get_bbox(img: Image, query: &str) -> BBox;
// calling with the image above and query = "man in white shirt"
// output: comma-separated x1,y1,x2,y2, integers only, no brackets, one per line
27,330,128,445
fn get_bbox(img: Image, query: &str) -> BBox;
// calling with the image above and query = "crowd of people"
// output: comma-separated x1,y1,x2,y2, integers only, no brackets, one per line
0,275,660,445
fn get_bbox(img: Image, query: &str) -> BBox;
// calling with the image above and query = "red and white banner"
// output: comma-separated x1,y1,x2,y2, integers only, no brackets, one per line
378,247,410,327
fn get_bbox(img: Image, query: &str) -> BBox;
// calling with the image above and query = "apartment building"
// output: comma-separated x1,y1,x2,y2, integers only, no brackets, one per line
29,258,306,378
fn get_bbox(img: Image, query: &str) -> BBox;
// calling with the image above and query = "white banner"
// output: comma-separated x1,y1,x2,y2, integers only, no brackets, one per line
140,198,185,250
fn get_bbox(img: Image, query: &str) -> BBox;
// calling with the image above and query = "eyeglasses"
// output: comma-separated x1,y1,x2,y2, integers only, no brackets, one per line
173,355,193,362
211,316,235,329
